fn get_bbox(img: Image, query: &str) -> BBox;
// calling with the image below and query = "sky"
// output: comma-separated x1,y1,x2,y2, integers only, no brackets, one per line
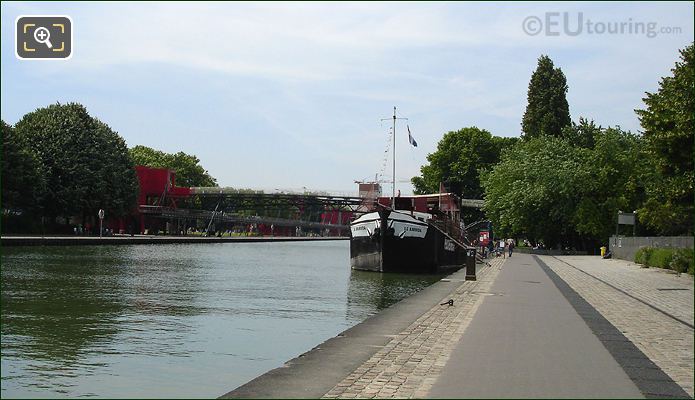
2,2,693,196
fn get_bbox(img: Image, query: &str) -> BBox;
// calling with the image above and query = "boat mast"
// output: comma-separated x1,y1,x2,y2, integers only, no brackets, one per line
392,106,396,208
381,107,407,209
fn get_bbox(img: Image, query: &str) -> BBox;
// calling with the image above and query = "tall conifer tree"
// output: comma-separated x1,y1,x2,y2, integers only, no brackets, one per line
522,55,571,138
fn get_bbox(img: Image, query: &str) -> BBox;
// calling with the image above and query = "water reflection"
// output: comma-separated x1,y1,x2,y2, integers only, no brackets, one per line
2,242,442,398
1,247,129,397
1,245,209,397
1,247,127,363
346,269,443,323
120,245,206,319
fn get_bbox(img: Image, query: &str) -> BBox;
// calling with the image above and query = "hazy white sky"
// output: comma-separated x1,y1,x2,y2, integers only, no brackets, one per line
2,2,693,195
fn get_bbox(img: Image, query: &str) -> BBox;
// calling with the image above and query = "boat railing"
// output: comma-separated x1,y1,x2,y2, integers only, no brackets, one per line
428,217,468,249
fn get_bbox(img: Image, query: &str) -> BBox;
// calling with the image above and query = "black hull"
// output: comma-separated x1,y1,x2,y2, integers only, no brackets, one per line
350,211,469,273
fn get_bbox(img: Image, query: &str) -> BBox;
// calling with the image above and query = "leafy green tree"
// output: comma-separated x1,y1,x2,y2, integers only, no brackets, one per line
1,120,45,214
561,117,601,149
635,43,694,235
572,127,647,243
482,126,650,250
411,127,516,223
411,127,516,198
14,103,138,222
522,55,572,139
129,145,217,187
92,120,140,216
481,136,587,248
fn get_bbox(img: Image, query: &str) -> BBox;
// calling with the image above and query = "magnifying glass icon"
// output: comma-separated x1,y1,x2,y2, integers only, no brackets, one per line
34,27,53,49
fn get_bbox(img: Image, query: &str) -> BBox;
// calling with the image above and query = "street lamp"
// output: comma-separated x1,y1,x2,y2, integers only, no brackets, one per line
98,209,105,238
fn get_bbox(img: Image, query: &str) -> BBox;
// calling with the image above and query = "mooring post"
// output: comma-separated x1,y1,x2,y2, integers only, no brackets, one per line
465,248,477,281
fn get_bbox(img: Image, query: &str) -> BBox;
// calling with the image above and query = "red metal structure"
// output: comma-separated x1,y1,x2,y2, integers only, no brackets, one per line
135,166,191,207
124,166,363,236
119,167,479,237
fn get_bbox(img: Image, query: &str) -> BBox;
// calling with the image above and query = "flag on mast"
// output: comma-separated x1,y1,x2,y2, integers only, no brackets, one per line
407,125,417,147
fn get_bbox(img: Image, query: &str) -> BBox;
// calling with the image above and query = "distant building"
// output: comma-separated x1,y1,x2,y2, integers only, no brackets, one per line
358,182,382,199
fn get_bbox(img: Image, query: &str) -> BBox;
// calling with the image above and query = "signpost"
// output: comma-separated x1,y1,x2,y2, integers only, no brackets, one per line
616,210,637,237
98,209,105,238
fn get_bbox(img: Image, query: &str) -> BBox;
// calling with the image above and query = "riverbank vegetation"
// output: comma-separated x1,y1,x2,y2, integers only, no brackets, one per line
3,103,138,233
1,103,217,234
413,43,693,251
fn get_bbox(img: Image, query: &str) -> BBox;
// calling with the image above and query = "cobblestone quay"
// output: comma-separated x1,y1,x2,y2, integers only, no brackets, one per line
223,260,502,399
223,255,693,398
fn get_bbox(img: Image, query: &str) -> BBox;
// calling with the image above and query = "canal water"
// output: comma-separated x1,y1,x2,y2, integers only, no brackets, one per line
1,241,442,398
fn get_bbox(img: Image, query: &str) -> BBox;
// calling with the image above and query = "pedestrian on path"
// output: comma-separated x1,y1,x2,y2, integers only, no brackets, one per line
508,238,514,257
499,239,505,258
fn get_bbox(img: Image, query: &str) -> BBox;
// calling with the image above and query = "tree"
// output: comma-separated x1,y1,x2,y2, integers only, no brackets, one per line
1,120,45,214
129,145,217,187
411,127,516,197
635,43,694,235
561,117,601,149
14,103,138,222
92,120,140,216
522,55,572,139
481,136,585,248
411,127,517,224
482,125,649,251
572,127,647,243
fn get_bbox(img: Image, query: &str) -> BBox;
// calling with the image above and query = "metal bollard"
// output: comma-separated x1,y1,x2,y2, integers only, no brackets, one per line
465,249,477,281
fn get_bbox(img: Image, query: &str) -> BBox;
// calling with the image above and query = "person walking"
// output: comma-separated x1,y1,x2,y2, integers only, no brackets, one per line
508,238,514,257
499,239,506,258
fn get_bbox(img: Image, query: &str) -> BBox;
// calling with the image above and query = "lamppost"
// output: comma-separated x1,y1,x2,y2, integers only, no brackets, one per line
98,209,105,238
633,210,637,237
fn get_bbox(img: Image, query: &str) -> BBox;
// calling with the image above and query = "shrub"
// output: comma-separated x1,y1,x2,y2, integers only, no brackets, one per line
669,248,695,275
647,248,674,269
634,247,653,266
634,246,694,275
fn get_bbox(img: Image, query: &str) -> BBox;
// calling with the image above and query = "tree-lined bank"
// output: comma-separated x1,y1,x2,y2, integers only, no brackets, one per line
1,104,218,234
412,44,694,250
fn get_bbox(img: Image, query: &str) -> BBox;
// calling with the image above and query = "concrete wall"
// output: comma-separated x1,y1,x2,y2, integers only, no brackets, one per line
609,236,694,262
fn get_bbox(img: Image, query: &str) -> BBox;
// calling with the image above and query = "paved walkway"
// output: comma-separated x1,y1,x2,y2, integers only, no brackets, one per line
321,254,693,399
428,253,643,398
544,256,693,327
540,255,693,397
322,258,505,399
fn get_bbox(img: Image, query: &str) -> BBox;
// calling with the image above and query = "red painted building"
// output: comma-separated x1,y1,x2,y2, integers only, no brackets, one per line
135,165,191,207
